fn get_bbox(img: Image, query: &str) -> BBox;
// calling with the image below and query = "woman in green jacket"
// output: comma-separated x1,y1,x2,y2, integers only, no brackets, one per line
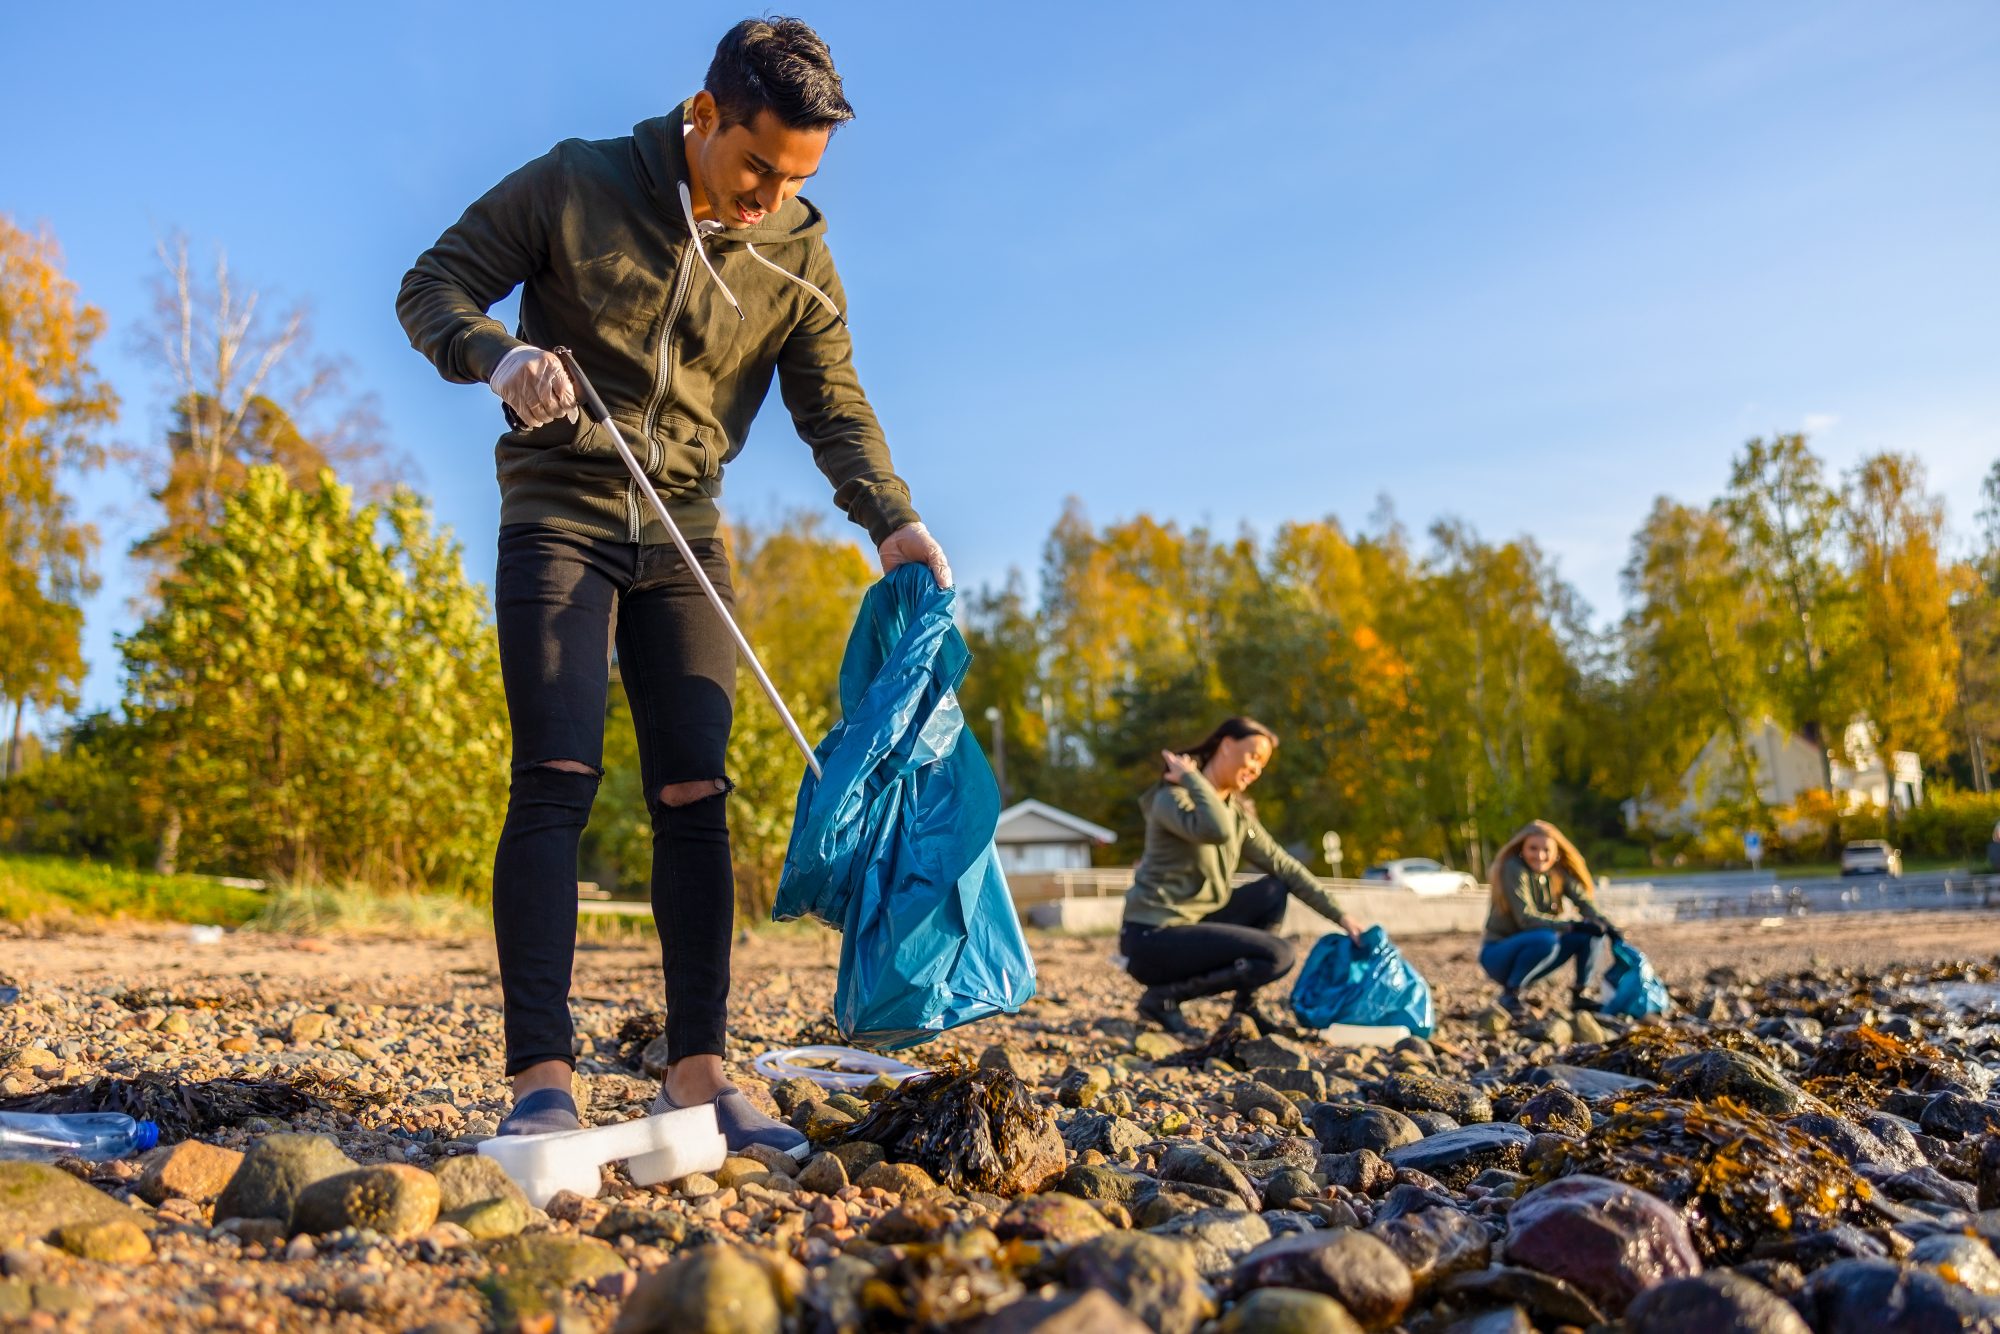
1120,717,1362,1036
1479,819,1617,1017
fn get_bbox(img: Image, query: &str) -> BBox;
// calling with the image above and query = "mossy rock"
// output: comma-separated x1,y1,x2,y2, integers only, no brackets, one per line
0,1162,148,1247
479,1233,626,1322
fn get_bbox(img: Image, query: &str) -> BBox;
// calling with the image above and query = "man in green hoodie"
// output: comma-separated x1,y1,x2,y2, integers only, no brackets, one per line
396,17,949,1151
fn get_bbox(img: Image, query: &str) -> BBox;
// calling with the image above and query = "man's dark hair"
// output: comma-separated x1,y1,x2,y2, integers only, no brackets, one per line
705,17,854,132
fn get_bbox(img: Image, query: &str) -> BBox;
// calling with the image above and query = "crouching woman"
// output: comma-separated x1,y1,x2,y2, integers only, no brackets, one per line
1480,819,1617,1016
1119,716,1361,1037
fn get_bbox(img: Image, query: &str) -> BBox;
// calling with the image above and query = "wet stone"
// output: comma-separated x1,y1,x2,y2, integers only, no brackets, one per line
610,1243,780,1334
1158,1142,1260,1212
1910,1233,2000,1296
1259,1166,1318,1212
1064,1072,1112,1112
1228,1081,1303,1130
1786,1112,1897,1168
967,1288,1152,1334
1216,1286,1364,1334
1065,1231,1214,1334
1880,1164,1978,1211
1920,1093,2000,1141
1441,1265,1607,1327
1406,1110,1461,1135
769,1075,822,1117
1794,1257,2000,1333
1515,1087,1591,1137
995,1193,1116,1247
1520,1063,1655,1097
1229,1227,1415,1329
1321,1148,1394,1195
1147,1208,1273,1277
1367,1205,1494,1292
1384,1122,1534,1189
1310,1103,1423,1154
1662,1049,1808,1115
1376,1071,1494,1123
1061,1111,1148,1157
1444,1306,1534,1334
1627,1272,1813,1334
1502,1174,1702,1313
796,1151,848,1195
1132,1183,1245,1227
1057,1163,1152,1205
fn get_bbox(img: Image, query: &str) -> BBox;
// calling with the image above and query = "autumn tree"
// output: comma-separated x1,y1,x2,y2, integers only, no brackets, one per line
1840,453,1957,822
132,235,386,586
0,217,117,773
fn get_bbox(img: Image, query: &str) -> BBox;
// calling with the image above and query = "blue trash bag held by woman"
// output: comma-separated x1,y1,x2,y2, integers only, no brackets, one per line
1600,937,1671,1017
774,566,1037,1048
1289,925,1436,1037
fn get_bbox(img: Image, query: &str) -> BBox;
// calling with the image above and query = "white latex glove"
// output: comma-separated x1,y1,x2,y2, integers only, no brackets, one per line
489,345,576,430
878,522,953,589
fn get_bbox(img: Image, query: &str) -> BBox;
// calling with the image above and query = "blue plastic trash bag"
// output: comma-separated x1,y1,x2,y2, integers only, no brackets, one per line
774,565,1037,1049
1600,937,1671,1017
1289,925,1436,1037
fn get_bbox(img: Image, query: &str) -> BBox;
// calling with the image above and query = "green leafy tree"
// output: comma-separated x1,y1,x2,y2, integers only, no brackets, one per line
0,216,117,772
1719,435,1853,791
1621,498,1768,820
120,467,506,884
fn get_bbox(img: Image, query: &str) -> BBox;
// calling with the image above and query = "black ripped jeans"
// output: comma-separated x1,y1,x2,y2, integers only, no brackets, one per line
1119,875,1298,1001
492,524,737,1076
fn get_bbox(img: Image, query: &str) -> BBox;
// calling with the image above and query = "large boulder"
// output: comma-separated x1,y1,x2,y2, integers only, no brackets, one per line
1228,1228,1415,1329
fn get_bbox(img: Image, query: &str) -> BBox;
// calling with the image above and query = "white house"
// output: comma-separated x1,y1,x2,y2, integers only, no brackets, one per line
1626,716,1923,831
993,799,1116,875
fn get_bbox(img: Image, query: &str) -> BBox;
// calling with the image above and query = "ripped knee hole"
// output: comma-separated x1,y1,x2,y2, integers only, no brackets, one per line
657,778,729,807
537,759,599,776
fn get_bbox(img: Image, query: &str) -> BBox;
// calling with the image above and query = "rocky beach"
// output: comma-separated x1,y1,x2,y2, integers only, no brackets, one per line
2,911,2000,1332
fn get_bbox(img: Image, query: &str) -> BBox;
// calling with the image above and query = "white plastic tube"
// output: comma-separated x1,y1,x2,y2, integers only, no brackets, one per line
751,1045,928,1092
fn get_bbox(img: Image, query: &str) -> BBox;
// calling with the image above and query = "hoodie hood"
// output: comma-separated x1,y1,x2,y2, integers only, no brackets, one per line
631,101,827,249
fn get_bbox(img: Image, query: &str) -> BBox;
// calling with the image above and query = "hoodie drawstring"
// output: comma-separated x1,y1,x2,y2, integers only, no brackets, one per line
676,180,845,327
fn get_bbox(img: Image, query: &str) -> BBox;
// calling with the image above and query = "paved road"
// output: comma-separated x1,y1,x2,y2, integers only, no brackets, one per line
1628,868,2000,920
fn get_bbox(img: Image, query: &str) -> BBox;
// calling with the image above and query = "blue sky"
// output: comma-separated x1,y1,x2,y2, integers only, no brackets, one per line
5,2,1998,719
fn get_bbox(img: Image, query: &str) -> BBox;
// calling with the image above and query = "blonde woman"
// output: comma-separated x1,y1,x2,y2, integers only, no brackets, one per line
1480,820,1617,1017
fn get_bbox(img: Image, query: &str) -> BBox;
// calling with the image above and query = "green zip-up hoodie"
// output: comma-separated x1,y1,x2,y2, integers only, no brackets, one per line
1122,771,1349,930
396,101,921,547
1483,855,1603,943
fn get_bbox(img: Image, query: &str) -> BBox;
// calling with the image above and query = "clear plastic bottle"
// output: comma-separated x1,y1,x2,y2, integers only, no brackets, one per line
0,1111,160,1161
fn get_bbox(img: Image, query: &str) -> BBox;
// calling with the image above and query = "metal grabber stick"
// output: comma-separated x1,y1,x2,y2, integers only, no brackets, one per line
553,347,822,780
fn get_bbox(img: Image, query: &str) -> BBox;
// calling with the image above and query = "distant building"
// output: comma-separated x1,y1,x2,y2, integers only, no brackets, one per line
1625,716,1922,831
993,799,1116,875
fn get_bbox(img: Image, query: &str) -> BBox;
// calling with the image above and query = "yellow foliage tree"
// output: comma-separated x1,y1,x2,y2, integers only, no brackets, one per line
0,217,117,772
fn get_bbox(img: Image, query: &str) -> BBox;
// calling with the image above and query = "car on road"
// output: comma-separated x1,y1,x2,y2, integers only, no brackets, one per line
1360,857,1480,896
1840,840,1903,878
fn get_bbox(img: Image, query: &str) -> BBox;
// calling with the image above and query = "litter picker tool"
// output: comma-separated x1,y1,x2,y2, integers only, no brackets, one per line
552,347,822,779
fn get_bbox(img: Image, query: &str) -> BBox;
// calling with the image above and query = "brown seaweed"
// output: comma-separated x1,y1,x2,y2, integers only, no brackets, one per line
0,1071,394,1141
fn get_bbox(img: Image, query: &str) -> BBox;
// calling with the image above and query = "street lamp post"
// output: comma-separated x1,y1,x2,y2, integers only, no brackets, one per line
984,706,1008,804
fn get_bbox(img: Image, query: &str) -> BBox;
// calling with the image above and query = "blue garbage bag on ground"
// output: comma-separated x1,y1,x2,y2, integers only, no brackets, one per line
1289,925,1436,1037
1600,937,1671,1017
774,565,1036,1048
